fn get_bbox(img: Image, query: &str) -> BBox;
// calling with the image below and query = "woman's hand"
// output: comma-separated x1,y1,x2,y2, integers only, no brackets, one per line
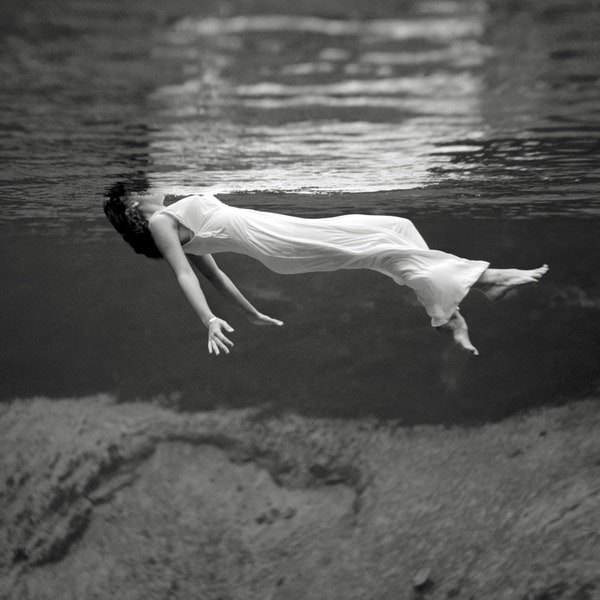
246,311,284,327
207,317,235,356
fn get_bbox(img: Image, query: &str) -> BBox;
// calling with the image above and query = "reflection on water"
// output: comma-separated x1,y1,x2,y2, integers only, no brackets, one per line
431,0,600,205
0,0,598,219
151,9,487,193
0,0,599,421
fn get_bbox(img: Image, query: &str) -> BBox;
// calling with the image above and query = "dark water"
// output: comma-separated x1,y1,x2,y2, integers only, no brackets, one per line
1,0,599,423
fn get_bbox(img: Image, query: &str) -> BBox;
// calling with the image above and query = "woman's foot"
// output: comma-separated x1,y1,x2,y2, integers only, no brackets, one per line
437,310,479,356
475,265,549,301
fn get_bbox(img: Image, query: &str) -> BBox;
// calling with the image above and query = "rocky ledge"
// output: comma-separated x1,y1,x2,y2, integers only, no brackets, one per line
1,395,599,599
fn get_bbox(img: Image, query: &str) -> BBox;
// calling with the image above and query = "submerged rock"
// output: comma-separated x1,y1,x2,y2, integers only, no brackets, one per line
413,567,433,591
0,395,599,599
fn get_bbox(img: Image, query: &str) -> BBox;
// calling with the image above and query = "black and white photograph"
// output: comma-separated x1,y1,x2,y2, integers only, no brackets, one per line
1,0,599,598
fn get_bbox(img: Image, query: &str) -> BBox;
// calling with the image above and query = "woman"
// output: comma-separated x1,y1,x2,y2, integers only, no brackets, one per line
103,184,548,356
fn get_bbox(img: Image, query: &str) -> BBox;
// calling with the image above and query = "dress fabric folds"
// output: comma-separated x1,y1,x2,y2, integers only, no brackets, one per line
157,194,489,326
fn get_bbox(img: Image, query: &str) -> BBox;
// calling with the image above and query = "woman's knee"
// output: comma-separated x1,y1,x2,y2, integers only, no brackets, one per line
396,216,414,228
394,217,428,248
378,215,412,231
393,216,418,234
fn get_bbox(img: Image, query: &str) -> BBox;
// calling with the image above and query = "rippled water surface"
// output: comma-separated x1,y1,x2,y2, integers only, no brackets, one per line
1,0,599,221
1,0,599,422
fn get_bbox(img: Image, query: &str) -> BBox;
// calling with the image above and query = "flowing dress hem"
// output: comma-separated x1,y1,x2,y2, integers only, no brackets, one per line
429,260,490,327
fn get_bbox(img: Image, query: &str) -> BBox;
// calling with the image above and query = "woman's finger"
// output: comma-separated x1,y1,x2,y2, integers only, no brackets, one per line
217,339,230,354
207,319,236,355
263,316,284,326
214,330,234,346
220,336,234,347
210,335,231,354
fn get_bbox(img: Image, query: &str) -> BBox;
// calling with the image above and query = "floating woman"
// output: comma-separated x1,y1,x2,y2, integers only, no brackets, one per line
103,184,548,357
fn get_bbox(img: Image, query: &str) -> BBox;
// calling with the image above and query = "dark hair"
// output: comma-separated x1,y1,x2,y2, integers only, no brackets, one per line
103,182,163,259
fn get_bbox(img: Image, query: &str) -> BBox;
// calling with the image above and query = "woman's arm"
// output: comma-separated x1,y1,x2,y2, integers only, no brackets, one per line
189,254,259,318
189,254,284,327
148,214,234,355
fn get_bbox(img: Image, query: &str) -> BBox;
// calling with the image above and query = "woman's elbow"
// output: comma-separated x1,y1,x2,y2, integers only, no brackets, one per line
176,271,198,288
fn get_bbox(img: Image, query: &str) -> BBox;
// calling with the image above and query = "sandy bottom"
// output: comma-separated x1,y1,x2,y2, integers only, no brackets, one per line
1,395,599,599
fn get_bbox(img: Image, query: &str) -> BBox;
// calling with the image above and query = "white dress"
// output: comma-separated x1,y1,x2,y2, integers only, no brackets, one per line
157,194,489,327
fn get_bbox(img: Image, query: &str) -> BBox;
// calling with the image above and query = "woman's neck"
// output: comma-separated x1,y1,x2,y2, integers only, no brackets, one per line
135,194,165,219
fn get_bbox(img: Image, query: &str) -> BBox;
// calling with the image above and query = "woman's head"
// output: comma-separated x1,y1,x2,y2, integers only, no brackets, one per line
103,182,163,259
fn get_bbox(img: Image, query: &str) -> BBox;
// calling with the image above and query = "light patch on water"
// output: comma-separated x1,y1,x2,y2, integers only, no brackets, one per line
148,116,483,194
235,97,478,116
149,9,487,194
235,73,480,99
171,15,483,42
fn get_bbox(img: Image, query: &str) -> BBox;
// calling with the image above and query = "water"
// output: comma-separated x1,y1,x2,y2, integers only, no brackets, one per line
1,0,599,423
2,0,599,217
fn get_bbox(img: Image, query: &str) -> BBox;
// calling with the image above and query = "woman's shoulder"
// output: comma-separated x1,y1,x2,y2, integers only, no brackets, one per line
154,193,224,229
165,193,222,210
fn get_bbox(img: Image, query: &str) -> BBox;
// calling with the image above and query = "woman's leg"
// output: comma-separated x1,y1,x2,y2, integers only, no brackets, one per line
368,215,430,249
437,309,479,355
334,214,430,249
473,265,549,300
435,265,548,355
378,255,548,355
346,218,548,354
379,251,490,328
